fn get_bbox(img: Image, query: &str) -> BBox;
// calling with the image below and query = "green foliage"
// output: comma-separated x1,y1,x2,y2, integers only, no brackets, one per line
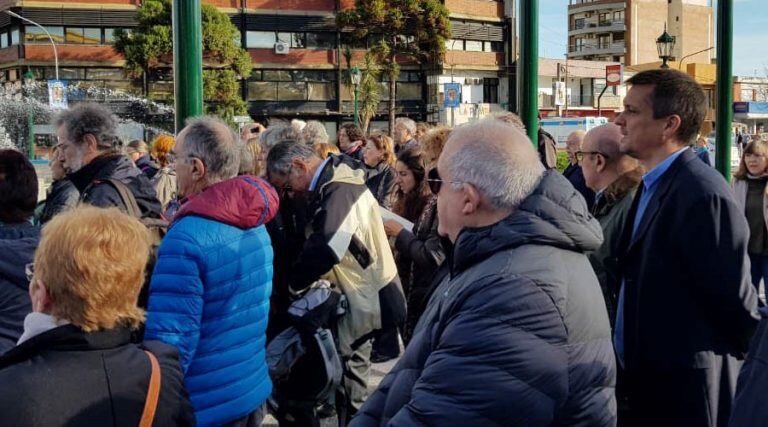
556,150,570,173
113,0,252,125
338,0,451,134
359,53,382,134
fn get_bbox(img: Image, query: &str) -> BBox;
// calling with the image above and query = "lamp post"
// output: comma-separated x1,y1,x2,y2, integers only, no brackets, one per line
656,24,676,69
350,66,362,127
4,10,58,80
23,69,35,159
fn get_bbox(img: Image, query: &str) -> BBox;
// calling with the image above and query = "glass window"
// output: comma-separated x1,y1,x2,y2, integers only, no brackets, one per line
104,80,141,96
247,82,277,101
250,70,263,81
306,33,335,49
294,70,332,82
246,31,276,48
276,32,291,44
148,81,174,100
83,28,101,44
291,33,305,48
446,39,463,51
46,67,84,80
613,11,625,22
10,28,19,45
396,83,421,100
263,70,292,82
277,82,307,101
464,40,483,52
104,28,117,44
0,33,7,49
574,18,585,29
308,82,335,101
87,68,125,80
26,26,64,44
65,28,84,44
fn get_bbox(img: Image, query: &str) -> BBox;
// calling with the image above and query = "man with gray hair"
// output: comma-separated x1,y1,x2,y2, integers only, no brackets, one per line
353,119,616,426
393,117,418,153
55,103,161,219
266,141,401,423
144,116,280,426
301,120,329,146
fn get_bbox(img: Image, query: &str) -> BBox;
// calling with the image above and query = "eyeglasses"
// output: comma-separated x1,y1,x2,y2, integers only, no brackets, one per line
575,151,610,162
426,168,463,195
25,263,34,283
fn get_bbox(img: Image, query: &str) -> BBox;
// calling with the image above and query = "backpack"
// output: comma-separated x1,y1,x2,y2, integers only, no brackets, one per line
83,178,168,308
266,280,347,420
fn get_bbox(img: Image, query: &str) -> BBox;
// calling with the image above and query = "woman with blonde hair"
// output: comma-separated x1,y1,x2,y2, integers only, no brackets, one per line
734,139,768,306
149,134,177,211
0,206,193,426
420,126,451,167
314,142,340,159
362,133,397,208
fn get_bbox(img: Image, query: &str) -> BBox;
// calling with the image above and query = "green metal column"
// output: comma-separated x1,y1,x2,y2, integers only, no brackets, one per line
715,0,733,181
172,0,204,133
25,69,35,159
519,0,539,147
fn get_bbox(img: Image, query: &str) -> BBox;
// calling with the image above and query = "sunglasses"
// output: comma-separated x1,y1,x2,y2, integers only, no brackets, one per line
426,168,464,195
575,151,610,162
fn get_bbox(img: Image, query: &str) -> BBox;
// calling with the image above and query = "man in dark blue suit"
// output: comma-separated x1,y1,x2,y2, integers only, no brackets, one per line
614,69,759,427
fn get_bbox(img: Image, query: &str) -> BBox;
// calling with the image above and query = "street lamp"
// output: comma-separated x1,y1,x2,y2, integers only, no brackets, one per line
23,69,35,159
3,10,58,80
350,66,362,127
656,24,676,69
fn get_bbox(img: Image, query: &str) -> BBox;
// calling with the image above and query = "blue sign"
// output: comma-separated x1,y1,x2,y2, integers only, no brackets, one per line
47,80,68,110
734,102,768,114
444,83,461,108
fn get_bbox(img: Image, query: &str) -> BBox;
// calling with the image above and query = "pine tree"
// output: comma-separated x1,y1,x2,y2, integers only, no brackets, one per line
338,0,451,135
113,0,252,125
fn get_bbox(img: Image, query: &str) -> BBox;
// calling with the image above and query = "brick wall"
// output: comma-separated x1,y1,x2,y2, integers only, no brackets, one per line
25,45,123,64
445,0,503,19
0,46,18,63
0,0,140,6
205,0,240,8
247,0,335,11
445,51,503,67
249,48,337,66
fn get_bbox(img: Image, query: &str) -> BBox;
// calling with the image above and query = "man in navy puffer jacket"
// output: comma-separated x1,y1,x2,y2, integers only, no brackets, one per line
145,117,279,426
352,119,616,426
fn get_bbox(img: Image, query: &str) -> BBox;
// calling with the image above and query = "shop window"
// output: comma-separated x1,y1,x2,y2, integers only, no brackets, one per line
246,31,276,48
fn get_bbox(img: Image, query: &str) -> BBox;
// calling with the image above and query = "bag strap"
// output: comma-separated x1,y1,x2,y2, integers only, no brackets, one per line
139,350,162,427
104,178,142,219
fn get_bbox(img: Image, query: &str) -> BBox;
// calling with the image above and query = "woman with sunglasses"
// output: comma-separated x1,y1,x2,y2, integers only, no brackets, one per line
383,147,446,348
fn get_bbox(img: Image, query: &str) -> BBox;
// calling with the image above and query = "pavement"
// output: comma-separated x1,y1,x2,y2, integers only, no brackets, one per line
262,356,399,426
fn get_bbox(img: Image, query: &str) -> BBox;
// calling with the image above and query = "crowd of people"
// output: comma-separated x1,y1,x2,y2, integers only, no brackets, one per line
1,68,768,427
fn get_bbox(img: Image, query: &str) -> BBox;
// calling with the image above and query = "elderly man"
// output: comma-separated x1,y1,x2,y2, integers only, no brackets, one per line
144,117,279,426
393,117,418,153
352,119,616,426
614,69,758,426
564,130,596,210
266,142,401,422
581,123,643,327
54,104,161,219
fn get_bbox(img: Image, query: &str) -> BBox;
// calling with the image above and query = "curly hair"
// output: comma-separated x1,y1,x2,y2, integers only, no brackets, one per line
150,134,175,168
420,127,451,167
54,103,121,150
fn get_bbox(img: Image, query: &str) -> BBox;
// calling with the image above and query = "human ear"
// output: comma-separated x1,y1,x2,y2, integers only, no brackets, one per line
461,184,481,215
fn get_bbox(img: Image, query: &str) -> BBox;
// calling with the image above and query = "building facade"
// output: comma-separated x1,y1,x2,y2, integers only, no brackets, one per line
567,0,714,66
0,0,519,137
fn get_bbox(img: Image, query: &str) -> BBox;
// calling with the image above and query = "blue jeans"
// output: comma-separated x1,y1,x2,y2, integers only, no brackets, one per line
749,254,768,306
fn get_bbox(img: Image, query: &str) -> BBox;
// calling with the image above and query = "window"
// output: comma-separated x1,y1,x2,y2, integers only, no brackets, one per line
396,83,421,100
574,18,585,30
277,32,304,48
446,39,463,50
0,33,7,49
10,28,19,45
483,78,499,104
599,35,610,49
65,28,101,44
613,32,625,42
246,31,276,48
483,41,504,52
599,13,610,24
277,82,307,101
308,82,335,101
25,26,64,44
248,82,277,101
306,33,335,49
464,40,483,52
87,68,124,80
104,28,117,44
263,70,292,82
613,11,625,22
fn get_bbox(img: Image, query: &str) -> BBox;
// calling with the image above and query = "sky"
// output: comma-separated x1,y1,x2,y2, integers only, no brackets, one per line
538,0,768,77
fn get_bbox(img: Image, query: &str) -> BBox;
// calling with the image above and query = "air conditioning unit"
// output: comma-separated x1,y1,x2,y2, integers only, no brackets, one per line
275,42,290,55
464,78,483,85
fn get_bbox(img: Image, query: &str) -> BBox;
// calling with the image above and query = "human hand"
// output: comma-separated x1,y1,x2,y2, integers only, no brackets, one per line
383,219,404,237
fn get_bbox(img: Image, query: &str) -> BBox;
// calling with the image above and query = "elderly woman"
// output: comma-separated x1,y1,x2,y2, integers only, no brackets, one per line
0,206,194,426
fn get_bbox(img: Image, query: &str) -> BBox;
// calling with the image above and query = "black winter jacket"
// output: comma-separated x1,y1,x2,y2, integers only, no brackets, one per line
0,223,38,353
365,163,396,208
68,153,162,219
352,171,616,427
0,325,195,426
39,178,79,224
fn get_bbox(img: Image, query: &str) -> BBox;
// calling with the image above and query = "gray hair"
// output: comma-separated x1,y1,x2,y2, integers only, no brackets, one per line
180,116,240,182
301,121,329,145
126,140,149,154
266,140,319,178
238,142,255,175
54,103,121,150
259,125,300,152
395,117,417,135
291,119,307,133
447,119,544,211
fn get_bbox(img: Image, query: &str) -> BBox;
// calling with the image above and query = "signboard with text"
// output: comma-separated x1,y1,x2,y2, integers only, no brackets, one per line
606,65,623,87
48,80,68,110
443,83,461,108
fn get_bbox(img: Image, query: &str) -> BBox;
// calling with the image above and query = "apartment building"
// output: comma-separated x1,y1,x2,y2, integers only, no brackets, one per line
567,0,714,67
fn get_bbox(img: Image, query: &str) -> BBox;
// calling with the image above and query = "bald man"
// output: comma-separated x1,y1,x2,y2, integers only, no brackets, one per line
581,123,642,330
353,119,616,426
564,130,596,210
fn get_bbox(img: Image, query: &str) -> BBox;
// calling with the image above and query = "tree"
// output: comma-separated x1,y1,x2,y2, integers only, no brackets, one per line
343,47,382,135
338,0,451,136
114,0,252,125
